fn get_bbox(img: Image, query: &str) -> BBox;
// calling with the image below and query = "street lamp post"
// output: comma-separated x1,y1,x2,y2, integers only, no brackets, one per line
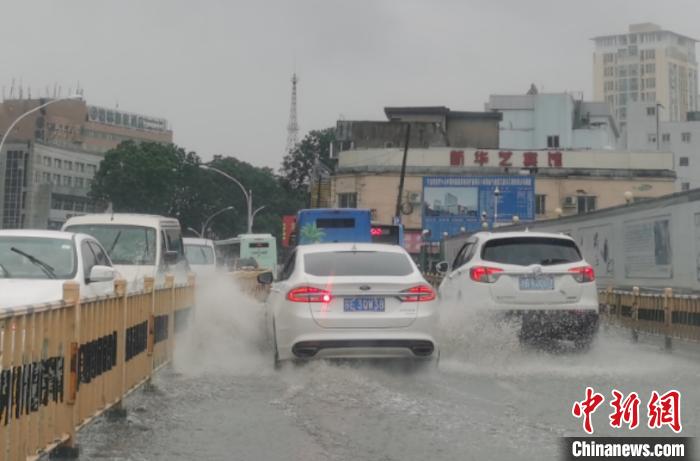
0,95,83,156
493,186,501,229
186,227,202,237
200,165,262,234
201,205,236,238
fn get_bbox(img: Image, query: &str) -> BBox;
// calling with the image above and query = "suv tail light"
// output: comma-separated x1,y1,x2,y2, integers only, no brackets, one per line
569,266,595,283
399,285,436,302
287,286,332,303
469,266,503,283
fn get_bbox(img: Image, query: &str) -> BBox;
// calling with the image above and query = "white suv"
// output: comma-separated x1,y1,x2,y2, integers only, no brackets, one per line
438,231,599,348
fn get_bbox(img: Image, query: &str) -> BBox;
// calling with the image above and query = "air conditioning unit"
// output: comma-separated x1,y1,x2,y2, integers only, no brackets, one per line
407,192,421,205
562,196,577,208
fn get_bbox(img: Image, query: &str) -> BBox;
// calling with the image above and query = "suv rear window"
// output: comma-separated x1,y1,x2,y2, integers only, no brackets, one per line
304,251,414,276
481,237,582,266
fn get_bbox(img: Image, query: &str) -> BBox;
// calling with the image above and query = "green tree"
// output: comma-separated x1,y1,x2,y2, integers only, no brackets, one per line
280,128,335,192
90,141,304,242
90,141,201,216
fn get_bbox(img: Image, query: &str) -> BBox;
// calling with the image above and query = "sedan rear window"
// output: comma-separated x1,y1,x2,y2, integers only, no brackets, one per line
481,237,582,266
304,251,414,276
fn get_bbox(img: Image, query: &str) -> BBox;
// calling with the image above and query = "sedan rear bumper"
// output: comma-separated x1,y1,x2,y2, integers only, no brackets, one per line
292,339,435,359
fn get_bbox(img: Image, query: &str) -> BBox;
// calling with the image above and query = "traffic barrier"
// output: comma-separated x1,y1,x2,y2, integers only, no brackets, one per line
0,274,195,461
599,287,700,349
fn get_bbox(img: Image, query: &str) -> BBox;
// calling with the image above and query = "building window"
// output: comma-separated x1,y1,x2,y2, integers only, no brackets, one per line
680,157,689,166
646,106,656,116
75,177,84,188
76,162,85,172
577,196,597,214
87,164,97,174
63,176,72,187
535,194,546,216
42,172,51,183
682,132,691,143
43,156,51,167
646,78,656,89
604,67,614,77
52,174,60,185
54,159,62,169
662,133,670,143
337,193,357,208
647,134,657,144
65,161,73,171
682,182,690,191
546,136,560,148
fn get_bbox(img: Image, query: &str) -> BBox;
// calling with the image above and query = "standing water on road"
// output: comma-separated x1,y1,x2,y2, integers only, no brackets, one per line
79,279,700,460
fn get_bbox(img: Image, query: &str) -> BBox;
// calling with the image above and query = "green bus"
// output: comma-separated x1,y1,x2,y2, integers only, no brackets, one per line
215,233,278,278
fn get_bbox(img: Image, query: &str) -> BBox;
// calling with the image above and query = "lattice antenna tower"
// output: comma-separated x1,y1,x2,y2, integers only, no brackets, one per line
285,73,299,154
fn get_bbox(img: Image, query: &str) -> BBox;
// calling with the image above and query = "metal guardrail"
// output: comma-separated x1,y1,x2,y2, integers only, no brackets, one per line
599,287,700,348
0,274,195,461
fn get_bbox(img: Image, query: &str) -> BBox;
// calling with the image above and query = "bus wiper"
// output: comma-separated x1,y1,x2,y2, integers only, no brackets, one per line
108,231,122,254
11,247,56,279
0,262,10,278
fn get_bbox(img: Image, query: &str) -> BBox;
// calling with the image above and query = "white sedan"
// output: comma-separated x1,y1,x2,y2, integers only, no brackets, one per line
0,230,118,309
258,243,439,366
438,231,599,348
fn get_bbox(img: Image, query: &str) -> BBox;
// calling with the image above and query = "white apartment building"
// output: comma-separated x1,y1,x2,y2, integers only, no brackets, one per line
593,23,698,134
486,92,618,150
627,100,700,192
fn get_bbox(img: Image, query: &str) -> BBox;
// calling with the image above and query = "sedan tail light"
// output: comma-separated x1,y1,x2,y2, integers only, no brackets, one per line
287,286,332,303
569,266,595,283
399,285,436,302
469,266,503,283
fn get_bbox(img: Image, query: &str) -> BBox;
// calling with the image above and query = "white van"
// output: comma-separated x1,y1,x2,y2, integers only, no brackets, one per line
183,237,218,280
63,213,189,289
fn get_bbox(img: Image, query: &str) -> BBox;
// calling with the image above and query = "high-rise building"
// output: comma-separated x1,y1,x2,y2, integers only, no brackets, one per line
0,97,172,229
593,23,698,133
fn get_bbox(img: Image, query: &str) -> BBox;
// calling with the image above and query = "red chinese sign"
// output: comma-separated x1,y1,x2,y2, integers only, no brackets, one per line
446,150,564,168
572,388,682,434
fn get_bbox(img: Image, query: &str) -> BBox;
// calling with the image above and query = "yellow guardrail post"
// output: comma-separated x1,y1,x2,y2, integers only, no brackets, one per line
664,287,674,351
62,281,81,457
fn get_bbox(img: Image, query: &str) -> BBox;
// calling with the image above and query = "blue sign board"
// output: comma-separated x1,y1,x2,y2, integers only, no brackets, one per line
422,175,535,241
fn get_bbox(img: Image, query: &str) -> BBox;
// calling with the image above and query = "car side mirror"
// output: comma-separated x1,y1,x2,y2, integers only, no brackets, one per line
88,265,116,283
257,271,274,285
164,250,179,265
436,261,449,274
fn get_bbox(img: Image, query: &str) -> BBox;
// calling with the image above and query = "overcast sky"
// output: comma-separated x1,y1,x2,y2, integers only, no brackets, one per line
1,0,698,168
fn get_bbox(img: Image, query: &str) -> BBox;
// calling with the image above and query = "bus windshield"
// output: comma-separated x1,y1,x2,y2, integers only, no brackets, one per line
65,224,157,265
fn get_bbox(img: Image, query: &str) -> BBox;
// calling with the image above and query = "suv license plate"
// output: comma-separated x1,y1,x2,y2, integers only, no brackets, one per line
519,275,555,291
343,297,385,312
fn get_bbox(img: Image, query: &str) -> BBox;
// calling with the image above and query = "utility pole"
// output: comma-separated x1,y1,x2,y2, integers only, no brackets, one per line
394,123,411,224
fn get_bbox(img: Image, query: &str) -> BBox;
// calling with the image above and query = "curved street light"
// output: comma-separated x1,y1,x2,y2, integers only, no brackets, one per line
186,227,202,237
200,165,265,234
0,95,83,155
201,205,236,238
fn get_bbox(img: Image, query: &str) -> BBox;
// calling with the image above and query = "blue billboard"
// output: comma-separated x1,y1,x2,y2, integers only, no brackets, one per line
422,175,535,241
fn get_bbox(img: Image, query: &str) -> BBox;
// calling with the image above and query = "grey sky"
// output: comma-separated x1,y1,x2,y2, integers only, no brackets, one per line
2,0,698,168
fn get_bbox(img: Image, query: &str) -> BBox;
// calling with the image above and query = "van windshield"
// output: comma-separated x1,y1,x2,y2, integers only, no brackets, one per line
65,225,157,265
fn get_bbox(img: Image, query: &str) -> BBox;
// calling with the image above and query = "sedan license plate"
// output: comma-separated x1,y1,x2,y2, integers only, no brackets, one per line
519,275,554,291
343,297,385,312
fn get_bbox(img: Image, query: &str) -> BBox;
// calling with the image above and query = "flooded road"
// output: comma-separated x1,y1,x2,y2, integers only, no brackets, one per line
79,282,700,460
